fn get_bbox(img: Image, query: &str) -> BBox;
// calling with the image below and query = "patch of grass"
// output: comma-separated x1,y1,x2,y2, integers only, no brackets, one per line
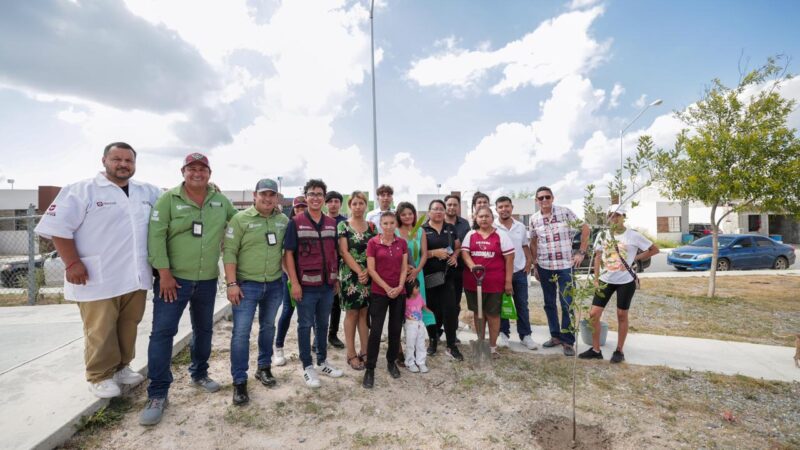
223,405,266,429
434,429,462,448
350,429,404,448
171,347,191,366
75,397,133,432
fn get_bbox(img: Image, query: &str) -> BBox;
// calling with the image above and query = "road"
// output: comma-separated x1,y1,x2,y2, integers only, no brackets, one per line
646,249,800,273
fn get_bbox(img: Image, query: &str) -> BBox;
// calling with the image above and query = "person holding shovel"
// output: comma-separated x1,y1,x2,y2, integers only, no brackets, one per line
461,206,514,358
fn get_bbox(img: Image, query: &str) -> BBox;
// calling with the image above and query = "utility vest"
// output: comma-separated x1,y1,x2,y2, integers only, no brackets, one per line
293,212,338,287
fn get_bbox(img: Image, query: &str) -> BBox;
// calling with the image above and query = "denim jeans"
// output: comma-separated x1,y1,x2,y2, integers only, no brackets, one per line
537,265,575,345
147,277,218,399
275,273,294,348
295,285,334,368
500,270,532,339
230,279,284,384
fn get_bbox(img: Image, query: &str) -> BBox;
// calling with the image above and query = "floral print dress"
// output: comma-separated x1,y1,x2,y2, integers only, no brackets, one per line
337,220,377,310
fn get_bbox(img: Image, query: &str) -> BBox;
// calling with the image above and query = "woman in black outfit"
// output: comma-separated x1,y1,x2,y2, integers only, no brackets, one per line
422,199,463,361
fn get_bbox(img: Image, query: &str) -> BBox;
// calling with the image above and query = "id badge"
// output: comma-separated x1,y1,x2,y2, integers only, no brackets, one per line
266,232,277,246
192,221,203,237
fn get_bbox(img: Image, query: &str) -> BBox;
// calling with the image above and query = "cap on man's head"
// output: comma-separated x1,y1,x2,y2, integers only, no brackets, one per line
255,178,278,193
607,204,627,216
182,152,210,169
325,191,343,203
293,196,307,208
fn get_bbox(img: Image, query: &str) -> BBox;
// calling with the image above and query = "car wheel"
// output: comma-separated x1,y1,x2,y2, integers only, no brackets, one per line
716,258,730,271
9,271,27,288
773,256,789,270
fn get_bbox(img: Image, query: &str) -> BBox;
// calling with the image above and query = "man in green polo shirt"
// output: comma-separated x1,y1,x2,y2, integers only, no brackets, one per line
222,178,289,406
140,152,237,426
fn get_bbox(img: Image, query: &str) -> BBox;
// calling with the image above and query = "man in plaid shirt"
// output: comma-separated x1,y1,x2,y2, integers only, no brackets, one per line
529,186,589,356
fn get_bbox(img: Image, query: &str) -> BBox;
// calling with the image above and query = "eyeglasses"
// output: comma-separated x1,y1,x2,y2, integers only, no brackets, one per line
430,208,445,212
305,192,324,198
537,195,552,201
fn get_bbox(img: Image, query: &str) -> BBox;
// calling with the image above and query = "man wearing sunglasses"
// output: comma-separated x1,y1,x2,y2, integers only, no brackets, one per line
529,186,589,356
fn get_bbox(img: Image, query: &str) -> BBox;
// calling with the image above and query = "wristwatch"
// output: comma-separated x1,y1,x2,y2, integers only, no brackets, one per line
226,281,238,287
577,249,586,256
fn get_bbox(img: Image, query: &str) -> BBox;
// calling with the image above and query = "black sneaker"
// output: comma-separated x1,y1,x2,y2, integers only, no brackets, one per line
578,348,604,360
232,382,249,406
387,362,401,379
328,335,345,349
610,350,625,364
362,369,374,389
446,346,464,362
255,367,277,387
427,339,437,356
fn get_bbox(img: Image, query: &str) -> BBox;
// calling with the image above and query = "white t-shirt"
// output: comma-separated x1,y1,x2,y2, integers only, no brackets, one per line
593,228,652,284
494,218,528,273
34,172,161,301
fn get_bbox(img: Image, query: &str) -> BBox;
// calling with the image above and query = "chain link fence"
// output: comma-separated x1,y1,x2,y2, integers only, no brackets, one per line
0,205,64,305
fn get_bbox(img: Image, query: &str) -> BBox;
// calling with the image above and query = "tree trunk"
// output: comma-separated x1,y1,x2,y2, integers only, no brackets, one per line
707,203,718,297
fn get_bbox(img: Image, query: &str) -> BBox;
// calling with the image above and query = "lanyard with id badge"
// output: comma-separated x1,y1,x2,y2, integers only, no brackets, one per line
266,231,277,246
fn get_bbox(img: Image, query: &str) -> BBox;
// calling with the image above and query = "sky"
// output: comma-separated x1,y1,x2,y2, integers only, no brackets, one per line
0,0,799,209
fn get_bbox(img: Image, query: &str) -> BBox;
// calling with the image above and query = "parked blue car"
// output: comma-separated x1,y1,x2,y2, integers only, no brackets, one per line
667,234,796,271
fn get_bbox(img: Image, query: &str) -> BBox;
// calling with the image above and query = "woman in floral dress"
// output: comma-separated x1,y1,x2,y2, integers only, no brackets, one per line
337,191,377,370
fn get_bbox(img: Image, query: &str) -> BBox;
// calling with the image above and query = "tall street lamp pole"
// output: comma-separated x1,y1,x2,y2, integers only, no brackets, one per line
619,98,663,174
369,0,379,197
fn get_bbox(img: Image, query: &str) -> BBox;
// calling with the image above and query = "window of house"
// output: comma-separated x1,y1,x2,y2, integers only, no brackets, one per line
657,216,681,233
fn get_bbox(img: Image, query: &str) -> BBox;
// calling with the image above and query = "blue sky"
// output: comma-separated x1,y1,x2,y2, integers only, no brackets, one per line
0,0,798,208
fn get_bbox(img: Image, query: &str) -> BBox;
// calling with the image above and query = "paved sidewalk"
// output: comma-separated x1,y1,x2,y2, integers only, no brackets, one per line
491,325,800,383
0,296,231,450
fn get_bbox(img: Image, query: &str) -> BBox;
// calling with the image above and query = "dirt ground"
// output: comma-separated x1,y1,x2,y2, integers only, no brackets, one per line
62,313,800,450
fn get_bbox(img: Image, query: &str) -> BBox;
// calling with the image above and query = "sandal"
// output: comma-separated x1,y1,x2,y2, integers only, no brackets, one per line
347,355,364,370
358,352,367,363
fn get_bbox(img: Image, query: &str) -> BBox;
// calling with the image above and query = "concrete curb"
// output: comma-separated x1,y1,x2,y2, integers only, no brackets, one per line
0,296,230,450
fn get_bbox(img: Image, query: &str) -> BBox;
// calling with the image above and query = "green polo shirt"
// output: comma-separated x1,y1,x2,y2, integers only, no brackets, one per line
223,206,289,282
148,183,237,281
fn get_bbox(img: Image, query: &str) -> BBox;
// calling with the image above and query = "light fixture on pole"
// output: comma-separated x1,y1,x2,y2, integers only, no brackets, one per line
436,183,441,194
276,176,283,194
7,179,14,190
619,98,663,173
369,0,379,198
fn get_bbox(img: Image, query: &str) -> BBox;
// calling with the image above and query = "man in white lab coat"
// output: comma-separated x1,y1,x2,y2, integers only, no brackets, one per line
35,142,161,398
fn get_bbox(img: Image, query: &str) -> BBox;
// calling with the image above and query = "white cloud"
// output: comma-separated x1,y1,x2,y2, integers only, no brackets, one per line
379,152,438,203
568,0,602,10
633,94,647,108
407,6,610,95
609,83,624,108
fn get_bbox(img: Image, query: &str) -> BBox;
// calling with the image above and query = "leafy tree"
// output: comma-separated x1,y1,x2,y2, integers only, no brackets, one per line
655,57,800,297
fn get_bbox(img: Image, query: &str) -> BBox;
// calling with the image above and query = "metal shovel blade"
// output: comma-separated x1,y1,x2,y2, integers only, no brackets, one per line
471,283,492,367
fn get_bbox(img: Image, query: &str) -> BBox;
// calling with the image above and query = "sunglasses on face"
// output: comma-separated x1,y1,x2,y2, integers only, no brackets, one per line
537,195,552,201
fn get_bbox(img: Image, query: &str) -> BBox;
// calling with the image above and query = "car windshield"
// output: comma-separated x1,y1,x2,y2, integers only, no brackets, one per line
691,236,736,247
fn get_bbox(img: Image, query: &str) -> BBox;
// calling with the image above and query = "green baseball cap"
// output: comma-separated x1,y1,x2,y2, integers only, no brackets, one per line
255,178,279,193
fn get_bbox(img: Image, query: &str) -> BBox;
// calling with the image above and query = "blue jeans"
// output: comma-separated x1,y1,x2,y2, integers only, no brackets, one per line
537,265,575,345
500,270,532,339
230,279,284,384
295,285,334,368
147,277,218,399
275,273,294,348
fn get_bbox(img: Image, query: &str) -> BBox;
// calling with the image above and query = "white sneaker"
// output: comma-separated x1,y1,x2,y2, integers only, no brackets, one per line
113,366,144,385
418,364,429,373
273,348,286,366
497,332,510,348
317,361,343,378
522,335,539,350
406,363,419,373
88,379,121,398
303,366,321,388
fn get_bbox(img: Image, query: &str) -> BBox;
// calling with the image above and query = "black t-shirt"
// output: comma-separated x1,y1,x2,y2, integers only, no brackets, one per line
423,222,459,275
121,184,130,197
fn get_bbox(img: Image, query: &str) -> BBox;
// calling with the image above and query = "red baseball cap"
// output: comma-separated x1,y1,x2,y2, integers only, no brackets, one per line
182,152,210,169
293,196,307,208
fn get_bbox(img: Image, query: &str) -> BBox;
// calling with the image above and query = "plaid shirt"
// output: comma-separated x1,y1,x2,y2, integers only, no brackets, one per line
529,205,578,270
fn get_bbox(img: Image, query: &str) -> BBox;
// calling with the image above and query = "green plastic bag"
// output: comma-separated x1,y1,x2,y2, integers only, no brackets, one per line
500,293,517,320
287,279,296,308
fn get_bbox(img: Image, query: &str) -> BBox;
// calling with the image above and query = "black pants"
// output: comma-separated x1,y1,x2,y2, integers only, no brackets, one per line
426,280,458,347
366,293,406,370
329,294,342,338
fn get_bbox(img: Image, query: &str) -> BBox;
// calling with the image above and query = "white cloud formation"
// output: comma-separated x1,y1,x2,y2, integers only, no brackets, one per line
609,83,624,108
407,6,610,95
568,0,602,10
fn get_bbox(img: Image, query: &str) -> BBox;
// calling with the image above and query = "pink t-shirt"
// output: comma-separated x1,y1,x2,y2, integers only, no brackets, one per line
405,293,424,321
461,228,514,293
366,235,408,296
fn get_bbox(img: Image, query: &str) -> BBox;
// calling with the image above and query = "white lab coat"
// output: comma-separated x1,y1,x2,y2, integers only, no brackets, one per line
35,172,161,301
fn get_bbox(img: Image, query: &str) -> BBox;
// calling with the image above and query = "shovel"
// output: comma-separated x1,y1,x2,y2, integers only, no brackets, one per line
470,265,491,366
